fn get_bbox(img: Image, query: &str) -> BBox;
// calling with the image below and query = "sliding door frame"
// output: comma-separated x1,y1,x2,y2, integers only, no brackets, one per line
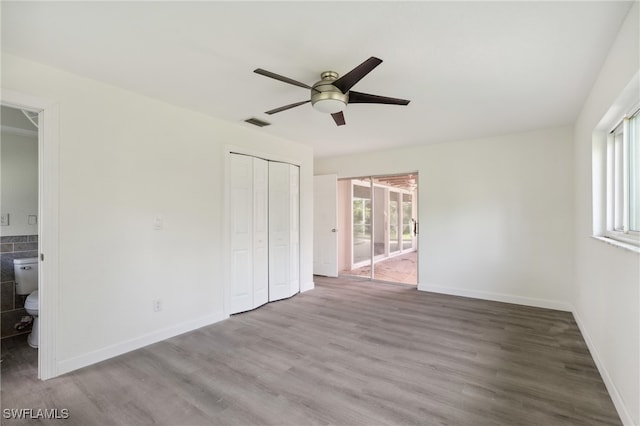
342,172,418,282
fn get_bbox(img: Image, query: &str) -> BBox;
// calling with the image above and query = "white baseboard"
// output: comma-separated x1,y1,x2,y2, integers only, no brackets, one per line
572,309,635,426
56,311,227,376
300,281,315,293
418,283,573,312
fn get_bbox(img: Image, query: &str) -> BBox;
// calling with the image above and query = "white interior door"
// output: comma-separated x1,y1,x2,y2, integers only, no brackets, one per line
289,165,300,295
269,162,299,301
252,158,269,309
313,174,338,277
269,162,290,301
229,154,253,314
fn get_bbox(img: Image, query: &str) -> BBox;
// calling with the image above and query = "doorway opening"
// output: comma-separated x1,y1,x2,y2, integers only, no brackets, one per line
0,105,39,375
337,173,418,285
2,90,59,380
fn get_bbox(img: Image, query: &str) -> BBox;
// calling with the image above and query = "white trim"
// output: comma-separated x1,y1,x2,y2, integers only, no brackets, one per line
1,89,52,111
602,229,640,246
591,235,640,254
57,312,227,376
225,144,302,168
223,151,232,318
38,104,60,380
1,89,60,380
418,283,573,312
572,309,635,426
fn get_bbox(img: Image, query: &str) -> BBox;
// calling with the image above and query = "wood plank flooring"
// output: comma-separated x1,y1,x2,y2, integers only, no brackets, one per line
1,276,621,425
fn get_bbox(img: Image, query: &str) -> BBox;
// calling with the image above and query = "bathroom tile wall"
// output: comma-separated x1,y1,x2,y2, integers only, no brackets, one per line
0,235,37,339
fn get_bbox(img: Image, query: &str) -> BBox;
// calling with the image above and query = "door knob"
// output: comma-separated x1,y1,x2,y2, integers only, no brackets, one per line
331,228,337,232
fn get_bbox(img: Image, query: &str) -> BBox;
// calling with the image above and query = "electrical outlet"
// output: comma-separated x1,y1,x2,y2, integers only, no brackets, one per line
152,299,162,312
0,214,9,226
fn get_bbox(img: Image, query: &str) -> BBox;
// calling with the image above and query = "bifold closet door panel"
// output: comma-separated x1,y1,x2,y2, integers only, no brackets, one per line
289,165,300,296
230,155,300,310
229,154,253,314
268,162,292,302
252,157,269,309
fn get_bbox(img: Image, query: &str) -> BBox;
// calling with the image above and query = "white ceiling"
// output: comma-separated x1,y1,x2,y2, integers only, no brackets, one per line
1,1,633,158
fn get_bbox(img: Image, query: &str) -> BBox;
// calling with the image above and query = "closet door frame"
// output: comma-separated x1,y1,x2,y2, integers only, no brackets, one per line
223,146,302,317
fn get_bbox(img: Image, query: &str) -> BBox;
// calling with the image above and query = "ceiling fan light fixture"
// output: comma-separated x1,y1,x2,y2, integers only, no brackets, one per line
311,74,348,114
312,98,347,114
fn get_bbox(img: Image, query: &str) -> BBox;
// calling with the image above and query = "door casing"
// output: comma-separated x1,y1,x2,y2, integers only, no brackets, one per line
2,89,60,380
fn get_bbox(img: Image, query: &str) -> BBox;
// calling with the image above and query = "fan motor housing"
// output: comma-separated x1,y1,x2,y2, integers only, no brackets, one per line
311,71,348,113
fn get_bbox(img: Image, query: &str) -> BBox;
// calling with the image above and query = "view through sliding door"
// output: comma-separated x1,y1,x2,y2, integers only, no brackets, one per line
352,178,372,269
339,173,418,285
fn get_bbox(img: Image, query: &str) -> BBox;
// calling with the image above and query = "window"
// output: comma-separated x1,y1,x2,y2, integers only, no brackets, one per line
605,108,640,246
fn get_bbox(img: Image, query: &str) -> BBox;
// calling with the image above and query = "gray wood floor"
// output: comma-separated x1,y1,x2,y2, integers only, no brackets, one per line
1,276,621,425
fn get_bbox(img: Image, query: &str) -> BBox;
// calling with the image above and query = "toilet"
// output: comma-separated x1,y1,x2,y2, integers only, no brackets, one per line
13,257,39,348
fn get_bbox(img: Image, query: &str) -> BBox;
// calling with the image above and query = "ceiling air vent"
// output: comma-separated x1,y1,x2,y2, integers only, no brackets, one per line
245,117,271,127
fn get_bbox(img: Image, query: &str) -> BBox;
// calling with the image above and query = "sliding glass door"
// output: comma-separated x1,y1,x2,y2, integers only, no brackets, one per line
352,179,372,268
389,191,400,254
341,174,418,284
402,193,415,251
374,186,386,259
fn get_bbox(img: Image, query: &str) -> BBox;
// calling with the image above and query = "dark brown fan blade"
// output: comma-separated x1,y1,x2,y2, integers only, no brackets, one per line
331,111,346,126
348,91,410,105
265,100,310,115
254,68,313,90
332,57,383,93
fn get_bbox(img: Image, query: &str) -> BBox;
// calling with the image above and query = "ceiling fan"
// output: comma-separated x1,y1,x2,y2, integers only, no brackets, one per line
254,57,410,126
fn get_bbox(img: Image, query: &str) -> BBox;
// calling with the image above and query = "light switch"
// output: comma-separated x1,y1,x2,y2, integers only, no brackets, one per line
28,215,38,225
153,216,163,230
0,214,9,226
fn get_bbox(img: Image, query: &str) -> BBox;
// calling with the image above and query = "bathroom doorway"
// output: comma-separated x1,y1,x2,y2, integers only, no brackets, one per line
0,105,40,374
1,91,60,380
337,173,418,285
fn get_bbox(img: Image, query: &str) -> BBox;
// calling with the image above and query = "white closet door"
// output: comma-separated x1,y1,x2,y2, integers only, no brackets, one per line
252,158,269,308
229,154,253,314
230,155,300,310
289,165,300,296
268,162,291,301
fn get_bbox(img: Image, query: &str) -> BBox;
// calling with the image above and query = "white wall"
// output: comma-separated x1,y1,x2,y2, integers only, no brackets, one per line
1,54,314,374
316,126,575,310
573,4,639,425
0,131,38,236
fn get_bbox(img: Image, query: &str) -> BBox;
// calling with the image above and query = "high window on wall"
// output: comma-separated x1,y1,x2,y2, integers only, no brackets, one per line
597,103,640,249
593,73,640,253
